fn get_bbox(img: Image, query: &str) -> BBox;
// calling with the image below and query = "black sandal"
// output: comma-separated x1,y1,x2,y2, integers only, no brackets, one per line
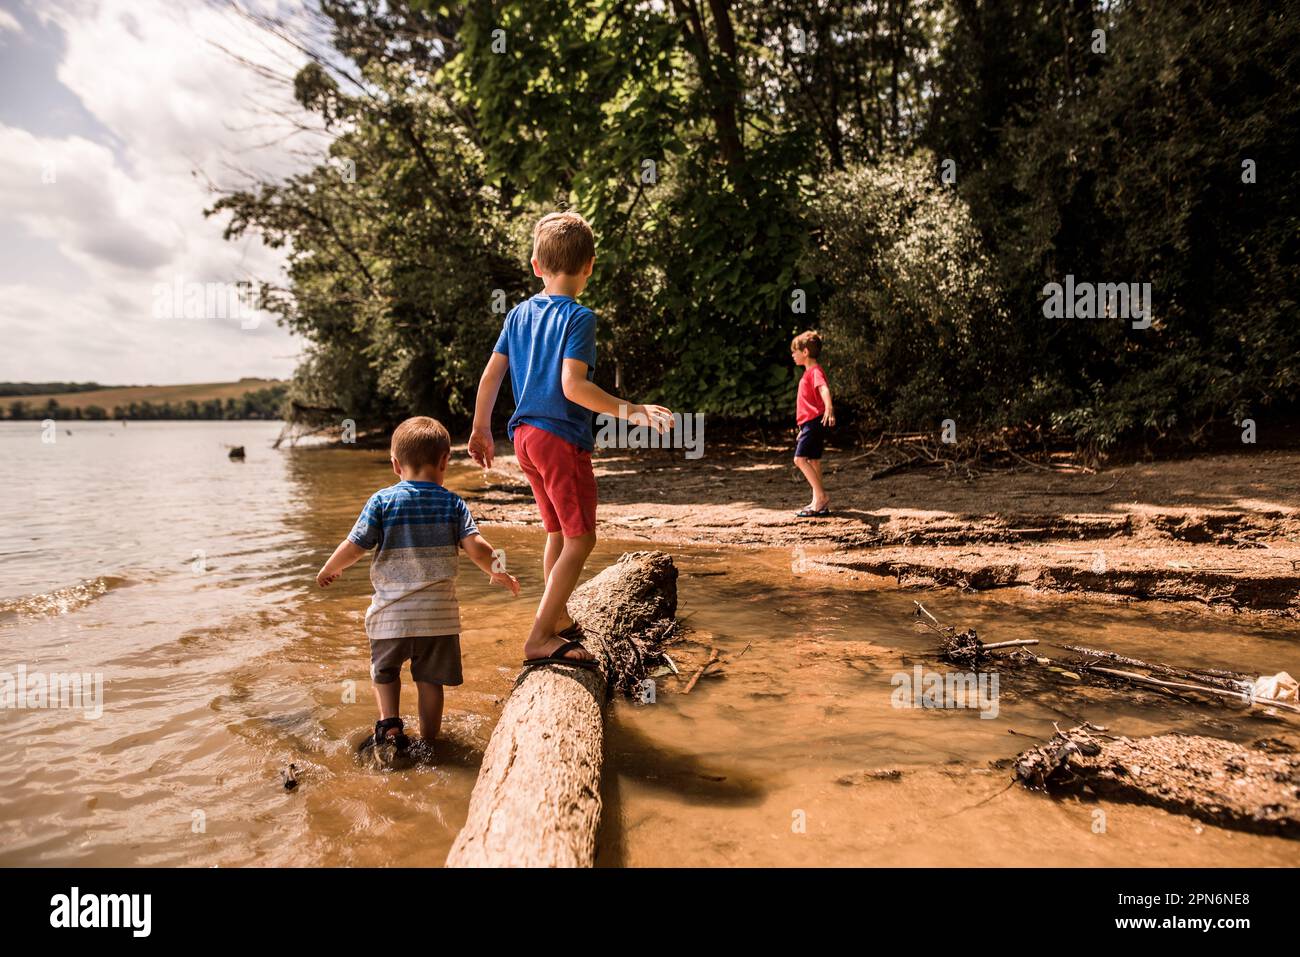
795,506,831,517
373,716,410,751
523,638,600,671
556,621,584,641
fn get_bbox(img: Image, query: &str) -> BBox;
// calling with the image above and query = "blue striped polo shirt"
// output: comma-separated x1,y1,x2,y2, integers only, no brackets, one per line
346,480,478,640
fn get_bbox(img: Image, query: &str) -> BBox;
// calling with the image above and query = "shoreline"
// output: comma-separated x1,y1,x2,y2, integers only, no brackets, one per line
465,440,1300,621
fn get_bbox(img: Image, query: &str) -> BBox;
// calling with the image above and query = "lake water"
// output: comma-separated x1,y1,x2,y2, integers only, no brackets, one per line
1,420,1296,866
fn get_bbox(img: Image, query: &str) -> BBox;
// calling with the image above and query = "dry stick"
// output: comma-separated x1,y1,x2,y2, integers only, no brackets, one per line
870,456,926,481
682,649,721,695
913,602,1039,654
912,600,945,631
1003,446,1059,473
1017,474,1124,497
1086,666,1300,715
836,433,887,467
942,778,1019,818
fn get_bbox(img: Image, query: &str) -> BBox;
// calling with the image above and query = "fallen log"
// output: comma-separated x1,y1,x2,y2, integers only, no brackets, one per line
1015,724,1300,837
446,551,678,867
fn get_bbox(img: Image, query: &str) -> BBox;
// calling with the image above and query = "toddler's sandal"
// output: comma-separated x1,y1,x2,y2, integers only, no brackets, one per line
372,716,410,751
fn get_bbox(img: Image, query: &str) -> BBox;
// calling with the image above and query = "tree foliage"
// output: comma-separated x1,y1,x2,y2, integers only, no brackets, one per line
215,0,1299,448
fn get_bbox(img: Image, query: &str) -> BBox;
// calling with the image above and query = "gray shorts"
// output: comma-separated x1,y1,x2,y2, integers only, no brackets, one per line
369,635,463,686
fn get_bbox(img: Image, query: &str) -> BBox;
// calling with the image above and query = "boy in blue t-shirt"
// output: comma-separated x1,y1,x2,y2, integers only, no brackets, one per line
468,211,671,669
317,417,519,752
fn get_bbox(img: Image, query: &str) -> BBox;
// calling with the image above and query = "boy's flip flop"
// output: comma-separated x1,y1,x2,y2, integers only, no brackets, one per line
795,507,831,517
523,638,601,671
556,621,585,641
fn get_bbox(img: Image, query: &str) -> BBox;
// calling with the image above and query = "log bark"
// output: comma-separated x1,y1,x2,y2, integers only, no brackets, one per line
446,551,678,867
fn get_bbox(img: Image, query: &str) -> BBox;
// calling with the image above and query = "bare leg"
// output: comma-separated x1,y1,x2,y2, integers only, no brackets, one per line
523,531,596,660
541,531,575,632
414,681,444,742
372,679,401,739
808,458,828,509
542,531,564,582
794,456,829,510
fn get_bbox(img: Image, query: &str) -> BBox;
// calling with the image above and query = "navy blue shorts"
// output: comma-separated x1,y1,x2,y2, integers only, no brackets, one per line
794,420,824,459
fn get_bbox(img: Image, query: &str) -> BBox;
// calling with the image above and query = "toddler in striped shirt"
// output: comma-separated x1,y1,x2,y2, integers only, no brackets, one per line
316,416,519,753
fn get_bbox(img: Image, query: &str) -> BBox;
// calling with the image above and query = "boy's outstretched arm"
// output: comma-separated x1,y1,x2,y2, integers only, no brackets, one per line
819,383,836,427
469,352,509,468
561,358,673,432
317,540,366,587
461,533,520,596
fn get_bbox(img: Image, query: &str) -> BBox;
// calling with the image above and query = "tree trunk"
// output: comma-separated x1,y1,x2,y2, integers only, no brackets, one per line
445,551,678,867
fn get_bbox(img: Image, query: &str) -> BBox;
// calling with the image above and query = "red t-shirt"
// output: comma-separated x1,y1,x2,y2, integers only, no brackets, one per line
796,364,828,425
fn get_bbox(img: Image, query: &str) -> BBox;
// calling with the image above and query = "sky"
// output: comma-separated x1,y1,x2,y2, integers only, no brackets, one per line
0,0,334,385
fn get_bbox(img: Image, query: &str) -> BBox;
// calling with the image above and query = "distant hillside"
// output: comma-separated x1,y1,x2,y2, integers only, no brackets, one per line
3,379,288,420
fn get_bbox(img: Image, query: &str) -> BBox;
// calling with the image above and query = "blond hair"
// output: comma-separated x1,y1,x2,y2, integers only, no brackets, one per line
791,330,822,359
390,416,450,471
532,211,596,275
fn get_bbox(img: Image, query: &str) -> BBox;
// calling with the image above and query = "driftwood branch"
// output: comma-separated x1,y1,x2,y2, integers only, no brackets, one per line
1085,666,1300,715
681,648,721,694
913,600,1037,665
1016,725,1300,837
1061,643,1252,690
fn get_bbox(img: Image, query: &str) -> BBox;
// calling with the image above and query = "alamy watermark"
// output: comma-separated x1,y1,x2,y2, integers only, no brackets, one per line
151,277,260,329
1042,275,1152,329
49,887,150,937
891,665,999,719
0,664,103,719
595,408,704,460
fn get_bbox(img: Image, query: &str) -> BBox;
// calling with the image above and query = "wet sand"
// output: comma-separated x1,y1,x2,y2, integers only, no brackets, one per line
471,440,1300,619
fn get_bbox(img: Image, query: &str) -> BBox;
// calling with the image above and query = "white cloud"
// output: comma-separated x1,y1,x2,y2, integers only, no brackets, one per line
0,9,22,35
0,0,334,384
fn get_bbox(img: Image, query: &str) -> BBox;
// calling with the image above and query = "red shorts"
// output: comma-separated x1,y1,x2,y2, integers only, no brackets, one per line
514,424,597,537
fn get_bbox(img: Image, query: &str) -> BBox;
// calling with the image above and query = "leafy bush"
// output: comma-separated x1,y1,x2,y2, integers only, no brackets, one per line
805,152,1013,431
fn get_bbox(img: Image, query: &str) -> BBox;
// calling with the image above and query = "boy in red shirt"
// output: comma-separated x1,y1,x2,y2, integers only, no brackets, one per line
791,330,835,516
468,212,672,667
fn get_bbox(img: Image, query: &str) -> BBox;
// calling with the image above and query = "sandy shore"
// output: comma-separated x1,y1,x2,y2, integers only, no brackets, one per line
468,440,1300,619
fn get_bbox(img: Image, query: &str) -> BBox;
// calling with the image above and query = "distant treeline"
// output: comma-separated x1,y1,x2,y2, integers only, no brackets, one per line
0,382,113,397
3,385,288,421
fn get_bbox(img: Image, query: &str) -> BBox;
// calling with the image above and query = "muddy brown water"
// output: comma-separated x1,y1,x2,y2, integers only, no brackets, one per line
1,421,1297,866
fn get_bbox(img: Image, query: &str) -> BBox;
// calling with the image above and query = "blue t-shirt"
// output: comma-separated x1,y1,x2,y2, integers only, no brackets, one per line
492,293,597,451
